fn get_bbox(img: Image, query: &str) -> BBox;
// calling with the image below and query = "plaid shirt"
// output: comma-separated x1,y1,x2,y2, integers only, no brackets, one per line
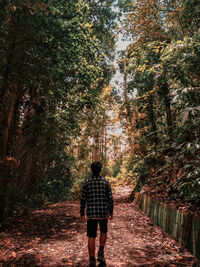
80,175,113,218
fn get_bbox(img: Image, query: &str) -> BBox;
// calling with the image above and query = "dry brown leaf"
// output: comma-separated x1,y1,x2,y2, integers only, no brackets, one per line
177,256,183,260
11,251,16,258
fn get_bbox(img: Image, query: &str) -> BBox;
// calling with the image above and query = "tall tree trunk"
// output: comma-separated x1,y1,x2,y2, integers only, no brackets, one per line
130,110,136,154
164,93,172,127
0,91,17,157
160,82,173,138
0,164,9,226
104,127,107,166
147,95,158,145
0,27,19,224
123,60,136,154
165,94,173,138
0,90,17,225
92,131,99,162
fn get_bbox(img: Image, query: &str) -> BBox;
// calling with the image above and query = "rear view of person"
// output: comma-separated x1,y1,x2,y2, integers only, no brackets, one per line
80,161,114,267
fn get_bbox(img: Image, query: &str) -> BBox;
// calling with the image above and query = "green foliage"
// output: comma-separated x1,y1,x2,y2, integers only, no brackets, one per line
117,0,200,208
70,160,92,200
0,0,118,223
116,152,138,184
38,174,71,203
4,187,29,218
3,186,42,220
167,0,200,38
111,161,121,177
42,152,73,202
162,36,200,88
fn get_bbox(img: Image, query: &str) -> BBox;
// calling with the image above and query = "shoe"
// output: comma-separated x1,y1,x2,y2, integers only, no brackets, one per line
89,258,96,267
97,250,105,263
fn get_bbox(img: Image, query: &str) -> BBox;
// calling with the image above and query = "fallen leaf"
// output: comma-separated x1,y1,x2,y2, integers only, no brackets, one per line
177,257,183,260
12,252,16,258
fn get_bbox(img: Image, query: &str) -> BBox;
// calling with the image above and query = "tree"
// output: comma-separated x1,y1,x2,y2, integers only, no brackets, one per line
0,0,107,224
117,0,200,203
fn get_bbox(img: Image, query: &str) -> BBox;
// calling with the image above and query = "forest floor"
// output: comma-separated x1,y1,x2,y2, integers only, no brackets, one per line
0,186,199,267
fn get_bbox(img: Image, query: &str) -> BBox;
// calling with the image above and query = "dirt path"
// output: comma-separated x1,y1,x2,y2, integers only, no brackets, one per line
0,186,199,266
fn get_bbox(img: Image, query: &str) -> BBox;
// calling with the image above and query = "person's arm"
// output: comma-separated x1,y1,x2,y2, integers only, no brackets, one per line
107,182,114,220
80,182,87,219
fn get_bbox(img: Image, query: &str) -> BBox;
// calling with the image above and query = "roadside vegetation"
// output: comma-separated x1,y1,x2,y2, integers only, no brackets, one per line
0,0,200,226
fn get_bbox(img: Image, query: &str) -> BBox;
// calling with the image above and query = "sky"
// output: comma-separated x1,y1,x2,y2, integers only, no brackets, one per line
111,32,131,94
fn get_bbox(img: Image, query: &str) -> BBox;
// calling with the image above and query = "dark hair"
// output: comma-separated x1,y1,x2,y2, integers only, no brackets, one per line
91,161,102,175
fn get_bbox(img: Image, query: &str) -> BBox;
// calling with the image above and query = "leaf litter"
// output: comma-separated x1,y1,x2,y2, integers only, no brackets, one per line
0,186,199,266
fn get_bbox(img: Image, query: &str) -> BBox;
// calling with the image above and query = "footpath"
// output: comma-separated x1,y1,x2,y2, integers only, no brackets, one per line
0,186,199,266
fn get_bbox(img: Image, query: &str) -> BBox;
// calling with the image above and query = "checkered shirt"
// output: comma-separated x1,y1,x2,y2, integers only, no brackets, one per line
80,175,113,218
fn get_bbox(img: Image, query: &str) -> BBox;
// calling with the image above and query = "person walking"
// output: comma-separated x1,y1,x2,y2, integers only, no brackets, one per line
80,161,114,267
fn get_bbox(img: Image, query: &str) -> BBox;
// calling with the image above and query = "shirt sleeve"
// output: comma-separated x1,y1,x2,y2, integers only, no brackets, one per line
80,182,87,216
107,182,114,215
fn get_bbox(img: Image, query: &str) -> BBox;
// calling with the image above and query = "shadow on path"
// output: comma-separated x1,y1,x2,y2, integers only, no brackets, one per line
0,187,199,266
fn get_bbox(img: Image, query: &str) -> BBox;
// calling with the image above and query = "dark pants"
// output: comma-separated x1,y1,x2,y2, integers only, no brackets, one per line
87,219,108,238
